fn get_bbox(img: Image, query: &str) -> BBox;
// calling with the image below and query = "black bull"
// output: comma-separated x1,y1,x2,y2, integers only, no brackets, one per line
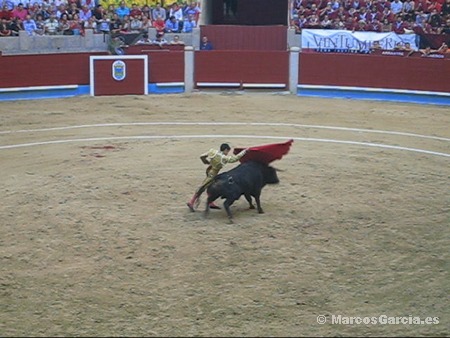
206,161,280,221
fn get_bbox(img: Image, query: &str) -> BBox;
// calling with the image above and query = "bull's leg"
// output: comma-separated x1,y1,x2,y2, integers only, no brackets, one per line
224,199,235,223
204,194,213,218
244,193,255,209
254,193,264,214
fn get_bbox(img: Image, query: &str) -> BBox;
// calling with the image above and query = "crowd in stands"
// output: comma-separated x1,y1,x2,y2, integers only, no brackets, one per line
0,1,201,37
290,0,450,34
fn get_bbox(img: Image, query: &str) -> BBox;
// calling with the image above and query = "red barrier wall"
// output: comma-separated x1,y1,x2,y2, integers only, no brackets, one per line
195,51,289,85
299,53,450,93
0,53,99,88
0,51,183,88
93,59,145,96
200,25,287,51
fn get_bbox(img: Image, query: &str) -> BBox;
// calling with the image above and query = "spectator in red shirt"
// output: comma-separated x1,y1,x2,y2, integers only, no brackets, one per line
11,3,27,21
0,4,13,22
130,3,142,18
153,14,165,34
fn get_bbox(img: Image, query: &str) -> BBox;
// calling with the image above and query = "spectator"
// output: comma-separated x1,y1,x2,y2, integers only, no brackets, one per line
184,1,201,22
140,15,151,33
437,42,449,53
427,9,442,32
44,13,58,35
390,0,403,15
403,42,414,52
165,15,179,33
3,0,14,11
23,14,37,35
109,13,122,35
200,35,213,50
371,40,382,50
67,3,80,19
442,18,450,34
34,14,46,35
0,4,13,22
84,16,98,32
92,5,106,22
141,5,151,19
419,45,437,55
69,12,83,35
58,13,71,35
392,15,406,33
170,34,185,44
79,5,92,22
56,4,69,20
442,0,450,17
130,3,142,18
129,14,142,33
321,14,333,28
135,32,151,44
115,1,130,21
152,31,168,47
27,2,41,19
182,14,196,33
98,18,110,33
169,3,183,22
7,17,21,35
120,14,131,33
152,3,166,21
106,4,115,20
153,14,165,34
108,35,127,54
12,3,28,21
80,0,95,11
0,18,12,36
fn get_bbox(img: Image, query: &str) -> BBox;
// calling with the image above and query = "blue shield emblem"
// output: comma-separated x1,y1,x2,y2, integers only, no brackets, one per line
112,60,126,81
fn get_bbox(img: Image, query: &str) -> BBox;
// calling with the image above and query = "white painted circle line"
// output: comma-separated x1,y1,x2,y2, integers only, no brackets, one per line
0,122,448,142
0,134,449,158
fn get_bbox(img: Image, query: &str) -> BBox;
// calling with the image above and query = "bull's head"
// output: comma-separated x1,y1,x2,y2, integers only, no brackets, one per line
263,165,279,184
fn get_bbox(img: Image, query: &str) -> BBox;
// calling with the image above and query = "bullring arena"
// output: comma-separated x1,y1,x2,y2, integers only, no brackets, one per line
1,0,450,336
1,93,449,336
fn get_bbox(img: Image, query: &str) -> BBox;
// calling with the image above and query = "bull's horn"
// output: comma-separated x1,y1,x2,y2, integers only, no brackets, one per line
272,167,285,172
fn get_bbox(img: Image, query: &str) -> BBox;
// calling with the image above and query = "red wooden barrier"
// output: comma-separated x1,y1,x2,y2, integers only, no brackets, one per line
195,50,289,86
299,52,450,93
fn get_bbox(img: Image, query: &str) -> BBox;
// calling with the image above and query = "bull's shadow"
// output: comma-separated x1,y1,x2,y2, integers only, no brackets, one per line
205,161,280,223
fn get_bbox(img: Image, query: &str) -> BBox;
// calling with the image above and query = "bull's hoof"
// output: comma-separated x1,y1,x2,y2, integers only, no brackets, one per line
209,203,221,210
249,205,255,209
258,209,264,214
187,202,195,212
228,218,234,224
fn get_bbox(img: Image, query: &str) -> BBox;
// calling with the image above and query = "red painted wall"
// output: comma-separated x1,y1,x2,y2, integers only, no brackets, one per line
200,25,287,51
93,59,145,96
299,53,450,93
0,51,184,88
0,53,97,88
0,51,448,94
195,51,289,85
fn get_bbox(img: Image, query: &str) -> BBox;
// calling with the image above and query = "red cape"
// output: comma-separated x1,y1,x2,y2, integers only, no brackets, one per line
233,139,294,164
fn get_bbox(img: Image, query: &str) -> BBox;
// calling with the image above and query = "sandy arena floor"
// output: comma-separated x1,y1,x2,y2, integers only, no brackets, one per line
0,92,449,337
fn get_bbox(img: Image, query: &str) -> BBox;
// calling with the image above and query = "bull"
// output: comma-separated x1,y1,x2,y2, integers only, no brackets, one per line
205,161,280,222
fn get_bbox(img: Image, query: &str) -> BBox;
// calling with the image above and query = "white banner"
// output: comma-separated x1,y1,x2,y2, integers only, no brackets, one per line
301,29,418,51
